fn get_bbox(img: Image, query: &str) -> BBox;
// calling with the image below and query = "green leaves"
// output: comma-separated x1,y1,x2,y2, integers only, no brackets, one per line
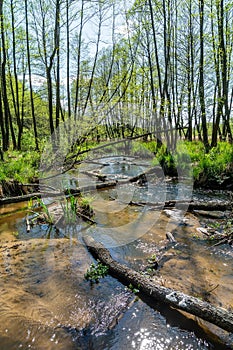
84,260,109,283
128,283,140,294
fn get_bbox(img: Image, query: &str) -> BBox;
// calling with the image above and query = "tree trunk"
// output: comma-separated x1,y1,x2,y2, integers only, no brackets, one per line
83,235,233,333
198,0,209,152
25,0,39,150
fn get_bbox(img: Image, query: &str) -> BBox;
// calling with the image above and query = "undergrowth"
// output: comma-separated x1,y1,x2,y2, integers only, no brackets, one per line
0,150,40,182
1,140,232,189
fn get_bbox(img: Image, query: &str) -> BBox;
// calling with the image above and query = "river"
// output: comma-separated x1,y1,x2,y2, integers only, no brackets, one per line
0,157,232,349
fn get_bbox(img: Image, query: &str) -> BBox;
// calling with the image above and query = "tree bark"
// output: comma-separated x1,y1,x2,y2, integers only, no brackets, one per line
198,0,209,152
83,235,233,333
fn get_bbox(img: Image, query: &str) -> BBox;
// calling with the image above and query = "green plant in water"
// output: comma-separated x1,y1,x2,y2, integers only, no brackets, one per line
12,231,19,238
128,283,140,294
79,195,94,217
147,254,157,264
61,194,77,224
36,198,54,224
84,260,109,283
192,234,200,240
146,253,158,271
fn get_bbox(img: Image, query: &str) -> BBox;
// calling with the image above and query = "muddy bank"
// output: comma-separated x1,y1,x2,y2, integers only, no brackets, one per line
194,168,233,190
0,179,39,198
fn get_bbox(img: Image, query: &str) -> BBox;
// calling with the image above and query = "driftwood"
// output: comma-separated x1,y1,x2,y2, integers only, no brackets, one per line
193,210,226,219
83,235,233,333
79,166,160,185
0,172,231,217
0,191,64,205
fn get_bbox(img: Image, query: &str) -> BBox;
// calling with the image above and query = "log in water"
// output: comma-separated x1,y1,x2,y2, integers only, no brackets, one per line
83,235,233,334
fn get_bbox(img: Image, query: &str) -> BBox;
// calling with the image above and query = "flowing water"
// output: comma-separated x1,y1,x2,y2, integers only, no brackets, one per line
0,157,233,350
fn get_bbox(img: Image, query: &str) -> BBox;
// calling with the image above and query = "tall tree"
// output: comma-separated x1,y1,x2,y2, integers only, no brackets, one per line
198,0,209,151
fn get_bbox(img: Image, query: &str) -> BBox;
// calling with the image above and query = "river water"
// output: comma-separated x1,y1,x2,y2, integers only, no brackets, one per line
0,157,233,349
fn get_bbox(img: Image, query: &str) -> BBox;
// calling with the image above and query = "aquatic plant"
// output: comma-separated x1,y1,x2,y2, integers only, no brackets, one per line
147,253,157,265
36,198,54,224
61,194,78,224
84,260,109,283
128,283,140,294
146,254,159,270
78,195,94,217
12,231,19,238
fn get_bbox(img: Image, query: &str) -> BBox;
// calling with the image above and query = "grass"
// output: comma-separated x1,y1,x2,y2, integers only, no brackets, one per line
137,140,233,186
78,195,94,217
61,195,78,224
36,198,54,224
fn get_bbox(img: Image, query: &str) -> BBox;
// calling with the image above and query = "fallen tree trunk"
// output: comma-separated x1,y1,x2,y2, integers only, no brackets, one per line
1,176,231,215
0,192,43,205
0,181,118,205
83,235,233,333
0,191,64,205
129,199,230,212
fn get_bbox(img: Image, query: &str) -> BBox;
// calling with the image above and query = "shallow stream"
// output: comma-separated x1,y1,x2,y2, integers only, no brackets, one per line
0,157,233,349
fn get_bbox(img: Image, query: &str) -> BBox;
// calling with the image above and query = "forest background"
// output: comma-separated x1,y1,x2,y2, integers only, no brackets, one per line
0,0,233,189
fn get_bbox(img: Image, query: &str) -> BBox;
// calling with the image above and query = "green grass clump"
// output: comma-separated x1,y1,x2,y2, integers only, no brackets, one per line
36,198,54,224
61,195,78,224
192,142,233,184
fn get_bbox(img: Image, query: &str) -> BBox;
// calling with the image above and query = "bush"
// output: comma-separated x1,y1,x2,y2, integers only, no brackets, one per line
191,142,233,187
0,150,40,182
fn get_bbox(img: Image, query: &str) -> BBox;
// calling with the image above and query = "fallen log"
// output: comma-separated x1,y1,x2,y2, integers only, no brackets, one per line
0,192,42,205
129,199,231,212
0,191,64,205
0,181,118,206
80,166,161,184
83,235,233,333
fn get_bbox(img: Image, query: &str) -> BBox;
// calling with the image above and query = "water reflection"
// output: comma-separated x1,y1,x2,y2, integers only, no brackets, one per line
91,299,228,350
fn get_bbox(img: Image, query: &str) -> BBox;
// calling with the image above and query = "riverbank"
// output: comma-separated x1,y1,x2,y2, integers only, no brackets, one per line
0,141,232,199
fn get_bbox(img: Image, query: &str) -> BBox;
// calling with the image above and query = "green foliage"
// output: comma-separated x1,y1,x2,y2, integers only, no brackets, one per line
192,142,233,184
139,140,233,185
12,231,19,238
78,195,94,217
132,141,156,157
147,253,157,265
79,195,93,208
84,260,109,283
0,150,40,182
27,197,34,211
128,283,140,294
151,144,177,176
36,198,54,224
